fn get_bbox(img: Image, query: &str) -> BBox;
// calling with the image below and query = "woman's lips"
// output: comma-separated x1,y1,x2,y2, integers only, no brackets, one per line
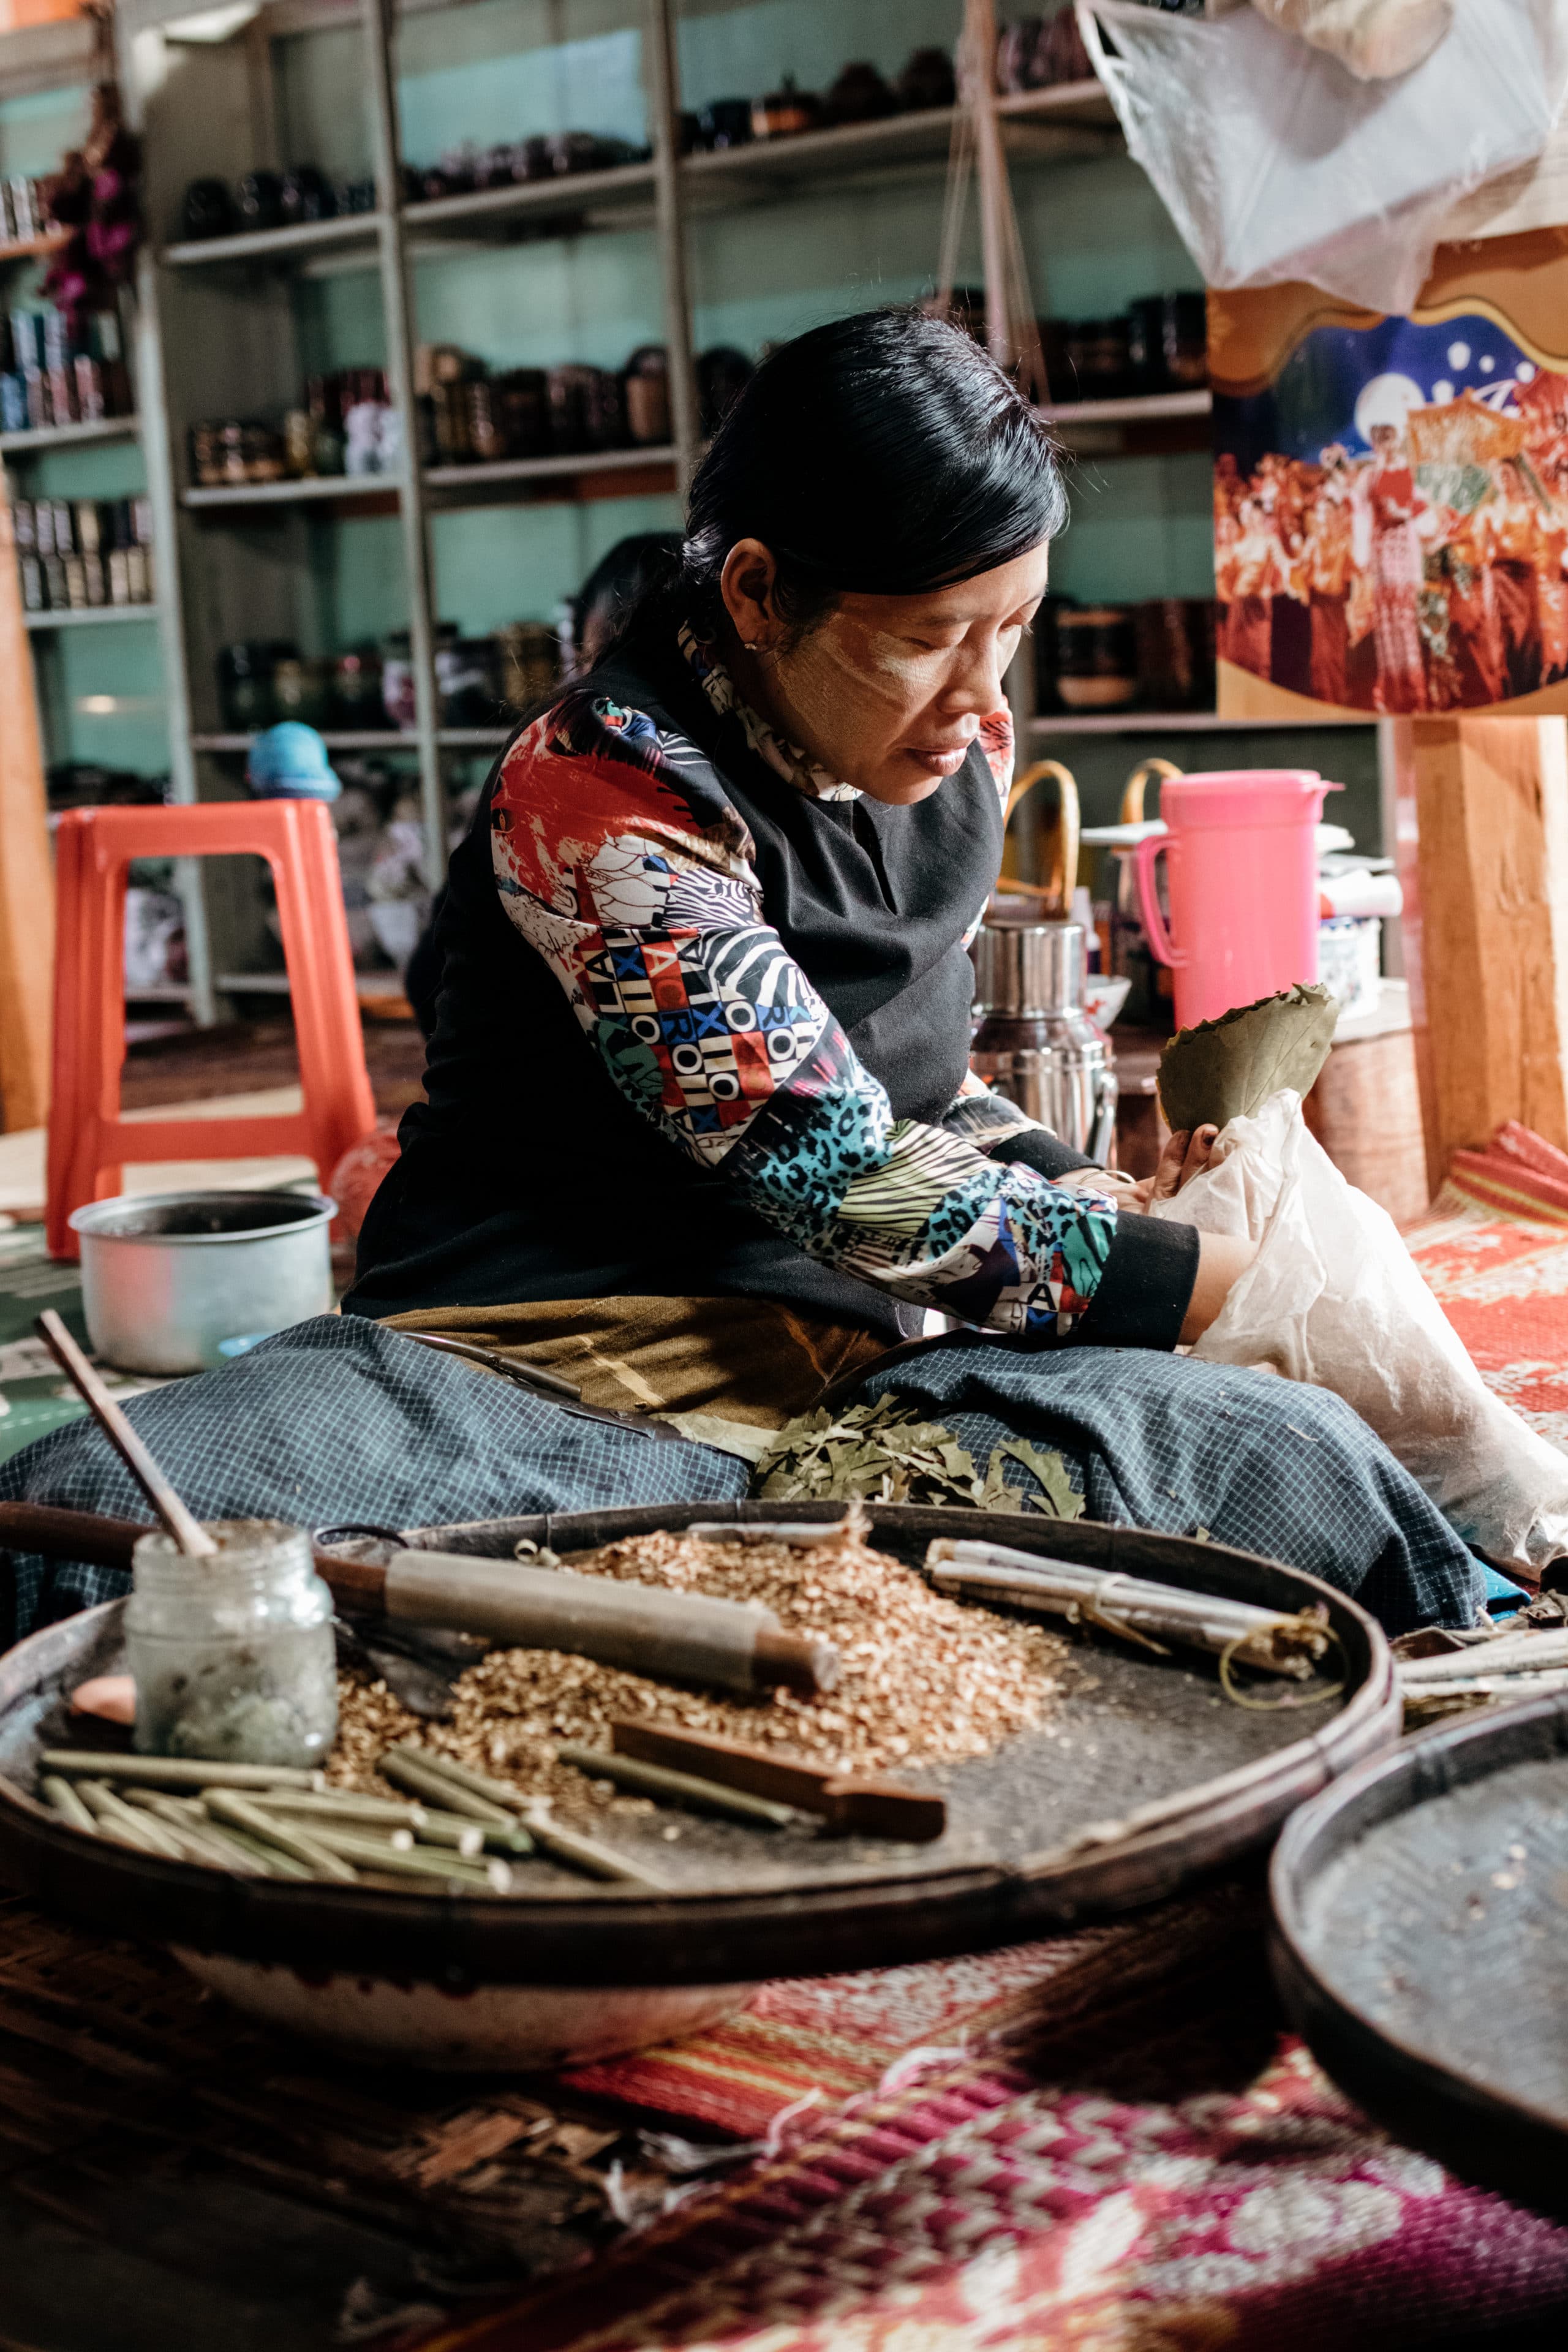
905,742,972,775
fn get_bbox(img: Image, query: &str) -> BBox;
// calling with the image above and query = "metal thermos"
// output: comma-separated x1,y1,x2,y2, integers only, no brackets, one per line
969,913,1118,1163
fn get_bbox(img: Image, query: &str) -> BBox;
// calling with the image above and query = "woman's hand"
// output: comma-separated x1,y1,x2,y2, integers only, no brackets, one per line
1128,1125,1219,1211
1054,1127,1219,1211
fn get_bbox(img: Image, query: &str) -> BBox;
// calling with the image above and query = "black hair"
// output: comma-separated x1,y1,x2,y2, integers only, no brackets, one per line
574,530,683,657
609,307,1065,655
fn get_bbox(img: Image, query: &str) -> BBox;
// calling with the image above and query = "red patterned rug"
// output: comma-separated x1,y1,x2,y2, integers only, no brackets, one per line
1405,1123,1568,1450
399,1133,1568,2350
404,1893,1568,2352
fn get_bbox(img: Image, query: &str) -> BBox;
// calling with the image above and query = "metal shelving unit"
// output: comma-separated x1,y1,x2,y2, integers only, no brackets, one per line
22,605,159,631
0,415,142,455
0,14,218,1023
6,1,1223,1016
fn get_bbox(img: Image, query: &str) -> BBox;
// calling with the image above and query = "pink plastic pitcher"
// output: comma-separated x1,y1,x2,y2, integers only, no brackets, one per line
1132,770,1334,1031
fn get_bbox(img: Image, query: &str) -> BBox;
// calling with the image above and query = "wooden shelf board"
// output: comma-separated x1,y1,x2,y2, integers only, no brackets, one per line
162,213,385,269
182,473,403,510
0,416,140,456
423,443,676,492
192,728,514,753
681,80,1115,195
23,603,159,631
192,731,421,753
402,160,656,239
1030,709,1376,736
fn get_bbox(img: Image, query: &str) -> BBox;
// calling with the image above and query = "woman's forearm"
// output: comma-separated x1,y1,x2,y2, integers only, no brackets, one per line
1180,1232,1258,1346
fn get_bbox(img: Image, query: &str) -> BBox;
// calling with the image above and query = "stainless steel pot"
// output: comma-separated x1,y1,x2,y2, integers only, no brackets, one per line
970,916,1118,1162
70,1191,336,1375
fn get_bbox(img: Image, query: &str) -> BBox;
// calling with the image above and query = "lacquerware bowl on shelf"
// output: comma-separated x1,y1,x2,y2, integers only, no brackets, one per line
0,1503,1396,2069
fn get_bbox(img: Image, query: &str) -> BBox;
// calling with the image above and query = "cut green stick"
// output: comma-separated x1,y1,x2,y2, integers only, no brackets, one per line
250,1790,431,1829
203,1790,358,1882
520,1809,671,1891
124,1789,271,1875
76,1780,183,1857
301,1826,510,1891
412,1809,532,1858
380,1748,517,1825
40,1774,97,1833
386,1743,529,1816
554,1743,799,1830
39,1751,321,1792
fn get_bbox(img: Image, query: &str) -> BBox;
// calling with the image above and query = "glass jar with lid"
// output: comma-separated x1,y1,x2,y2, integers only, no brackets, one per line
126,1520,337,1767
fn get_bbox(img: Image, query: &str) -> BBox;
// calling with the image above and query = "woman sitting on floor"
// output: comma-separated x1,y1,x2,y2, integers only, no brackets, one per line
0,311,1485,1644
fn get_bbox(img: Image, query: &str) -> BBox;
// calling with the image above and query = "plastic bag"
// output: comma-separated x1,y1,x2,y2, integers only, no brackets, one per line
1251,1,1453,82
1076,0,1568,314
1150,1090,1568,1571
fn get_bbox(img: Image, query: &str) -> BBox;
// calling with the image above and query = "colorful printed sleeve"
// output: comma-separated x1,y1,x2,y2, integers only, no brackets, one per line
489,690,1120,1341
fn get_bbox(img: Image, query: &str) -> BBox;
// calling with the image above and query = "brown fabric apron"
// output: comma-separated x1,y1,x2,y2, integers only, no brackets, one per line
378,1297,891,1431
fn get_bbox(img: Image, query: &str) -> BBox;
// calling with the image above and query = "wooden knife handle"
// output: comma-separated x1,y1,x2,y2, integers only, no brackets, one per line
612,1719,946,1841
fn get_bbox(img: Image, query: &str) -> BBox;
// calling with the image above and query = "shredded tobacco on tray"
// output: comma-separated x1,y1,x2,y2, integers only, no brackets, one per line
331,1510,1070,1820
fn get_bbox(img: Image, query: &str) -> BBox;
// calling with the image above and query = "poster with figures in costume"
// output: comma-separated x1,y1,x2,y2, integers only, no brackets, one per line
1210,227,1568,718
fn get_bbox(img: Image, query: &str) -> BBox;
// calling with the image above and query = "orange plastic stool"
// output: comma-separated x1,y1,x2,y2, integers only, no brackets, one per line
47,800,379,1261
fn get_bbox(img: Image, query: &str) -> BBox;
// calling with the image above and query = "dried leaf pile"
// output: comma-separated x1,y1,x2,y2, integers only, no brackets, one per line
753,1395,1084,1517
332,1512,1071,1822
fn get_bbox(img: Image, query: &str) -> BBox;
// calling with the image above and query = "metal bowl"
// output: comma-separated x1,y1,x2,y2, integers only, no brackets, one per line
70,1190,336,1374
1270,1692,1568,2220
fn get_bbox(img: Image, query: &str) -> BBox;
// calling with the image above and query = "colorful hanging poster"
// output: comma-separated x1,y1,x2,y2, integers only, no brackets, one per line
1210,227,1568,718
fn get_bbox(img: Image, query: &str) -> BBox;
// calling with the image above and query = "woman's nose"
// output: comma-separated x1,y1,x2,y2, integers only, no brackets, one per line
940,638,1008,714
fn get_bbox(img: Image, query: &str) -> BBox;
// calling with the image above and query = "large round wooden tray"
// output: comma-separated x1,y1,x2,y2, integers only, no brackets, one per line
0,1502,1396,1989
1270,1691,1568,2222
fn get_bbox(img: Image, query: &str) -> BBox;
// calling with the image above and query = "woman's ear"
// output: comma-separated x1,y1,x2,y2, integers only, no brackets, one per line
719,537,781,650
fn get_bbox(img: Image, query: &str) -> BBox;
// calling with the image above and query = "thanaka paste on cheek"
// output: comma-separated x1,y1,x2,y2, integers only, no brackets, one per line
768,617,949,795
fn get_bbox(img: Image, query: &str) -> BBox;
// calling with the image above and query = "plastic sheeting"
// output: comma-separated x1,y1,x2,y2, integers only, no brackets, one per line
1077,0,1568,313
1150,1090,1568,1573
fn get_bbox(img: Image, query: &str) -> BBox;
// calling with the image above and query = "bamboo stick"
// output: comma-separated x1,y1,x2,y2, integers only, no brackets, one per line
925,1542,1324,1676
34,1311,216,1558
1399,1629,1568,1682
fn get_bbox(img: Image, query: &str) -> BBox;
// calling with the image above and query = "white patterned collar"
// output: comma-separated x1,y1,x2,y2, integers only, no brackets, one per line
679,622,861,803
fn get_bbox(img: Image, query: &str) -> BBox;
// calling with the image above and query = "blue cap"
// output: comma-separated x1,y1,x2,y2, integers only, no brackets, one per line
246,722,341,801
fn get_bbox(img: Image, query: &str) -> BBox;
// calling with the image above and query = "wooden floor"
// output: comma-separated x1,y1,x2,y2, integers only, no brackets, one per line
121,1017,428,1121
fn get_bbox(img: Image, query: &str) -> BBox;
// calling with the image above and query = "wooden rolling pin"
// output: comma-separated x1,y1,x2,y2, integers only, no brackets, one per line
0,1501,835,1698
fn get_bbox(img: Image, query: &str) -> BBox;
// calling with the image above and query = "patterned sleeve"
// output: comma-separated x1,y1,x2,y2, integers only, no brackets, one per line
490,689,1119,1341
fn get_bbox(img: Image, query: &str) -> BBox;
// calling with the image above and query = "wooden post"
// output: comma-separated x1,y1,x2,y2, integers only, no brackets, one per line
1405,714,1568,1183
0,481,54,1133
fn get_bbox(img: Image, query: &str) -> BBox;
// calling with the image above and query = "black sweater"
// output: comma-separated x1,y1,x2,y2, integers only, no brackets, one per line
346,635,1196,1347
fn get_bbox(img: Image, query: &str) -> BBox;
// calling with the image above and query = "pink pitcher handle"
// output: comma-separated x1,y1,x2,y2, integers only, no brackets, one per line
1132,834,1183,968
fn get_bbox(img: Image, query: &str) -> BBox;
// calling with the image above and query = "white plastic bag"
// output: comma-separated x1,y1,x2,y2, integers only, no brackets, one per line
1076,0,1568,314
1150,1090,1568,1572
